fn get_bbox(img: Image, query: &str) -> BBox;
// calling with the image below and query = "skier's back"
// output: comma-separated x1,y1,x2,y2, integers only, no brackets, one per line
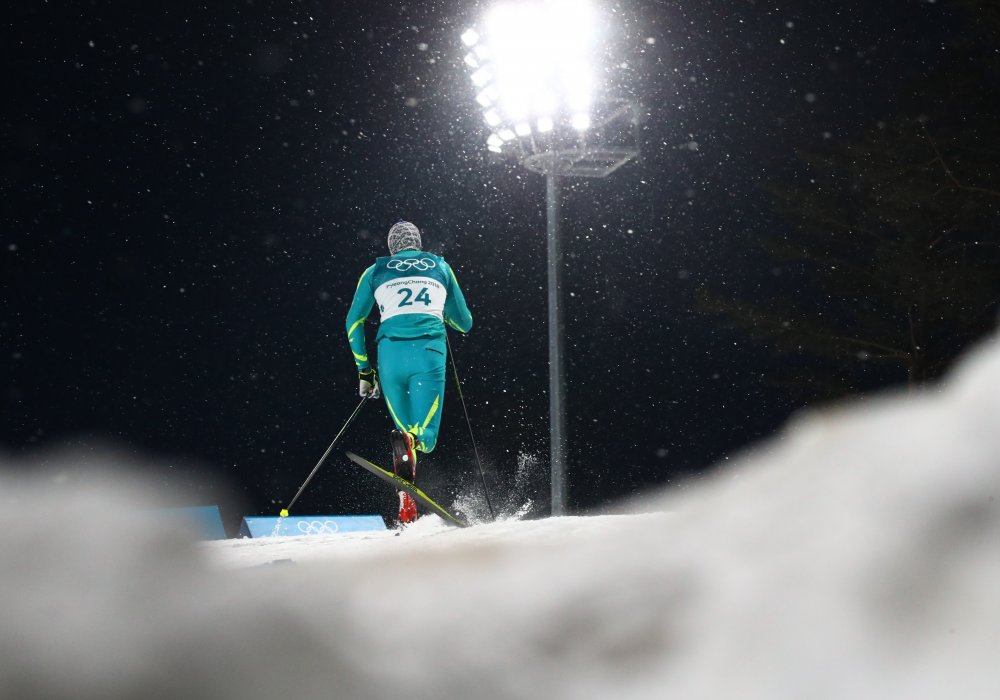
345,221,473,524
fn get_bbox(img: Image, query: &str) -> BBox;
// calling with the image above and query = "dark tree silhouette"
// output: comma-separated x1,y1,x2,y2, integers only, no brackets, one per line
702,2,1000,398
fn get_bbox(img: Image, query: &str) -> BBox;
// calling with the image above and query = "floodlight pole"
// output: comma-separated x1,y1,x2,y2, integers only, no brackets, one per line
546,173,568,516
516,103,641,518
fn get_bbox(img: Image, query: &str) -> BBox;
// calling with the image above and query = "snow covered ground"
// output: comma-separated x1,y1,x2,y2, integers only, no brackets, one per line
208,511,670,569
4,332,1000,699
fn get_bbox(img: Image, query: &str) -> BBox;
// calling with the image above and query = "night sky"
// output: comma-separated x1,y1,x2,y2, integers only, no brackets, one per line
3,0,987,530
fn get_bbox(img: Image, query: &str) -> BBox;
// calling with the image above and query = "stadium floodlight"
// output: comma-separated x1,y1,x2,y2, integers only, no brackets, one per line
460,0,641,517
463,0,598,136
460,0,639,172
470,67,492,88
461,29,480,47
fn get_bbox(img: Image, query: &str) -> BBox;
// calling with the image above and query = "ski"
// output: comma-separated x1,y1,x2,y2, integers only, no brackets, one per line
345,451,469,528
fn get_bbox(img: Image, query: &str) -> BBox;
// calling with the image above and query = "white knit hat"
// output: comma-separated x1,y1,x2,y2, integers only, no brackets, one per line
387,221,422,254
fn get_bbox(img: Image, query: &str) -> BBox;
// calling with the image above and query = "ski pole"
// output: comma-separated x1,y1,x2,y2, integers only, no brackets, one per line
446,332,496,520
279,395,369,517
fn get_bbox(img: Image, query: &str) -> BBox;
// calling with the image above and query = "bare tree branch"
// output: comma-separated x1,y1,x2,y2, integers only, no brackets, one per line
920,122,1000,199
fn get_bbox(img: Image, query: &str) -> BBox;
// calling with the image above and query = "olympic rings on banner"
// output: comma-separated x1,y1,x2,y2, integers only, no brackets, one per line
296,520,340,535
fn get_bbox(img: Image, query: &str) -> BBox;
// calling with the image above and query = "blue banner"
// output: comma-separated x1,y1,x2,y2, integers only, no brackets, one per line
157,505,228,540
239,515,386,538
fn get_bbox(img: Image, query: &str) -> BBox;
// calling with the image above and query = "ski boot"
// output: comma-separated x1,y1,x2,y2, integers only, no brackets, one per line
391,430,420,524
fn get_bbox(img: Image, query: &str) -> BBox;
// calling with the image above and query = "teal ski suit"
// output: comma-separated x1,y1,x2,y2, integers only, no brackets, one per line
345,250,473,453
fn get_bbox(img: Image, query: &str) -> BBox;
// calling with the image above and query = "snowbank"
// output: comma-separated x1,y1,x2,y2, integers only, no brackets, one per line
3,334,1000,699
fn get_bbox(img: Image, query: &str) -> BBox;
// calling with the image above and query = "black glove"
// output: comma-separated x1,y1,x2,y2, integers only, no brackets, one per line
358,368,380,399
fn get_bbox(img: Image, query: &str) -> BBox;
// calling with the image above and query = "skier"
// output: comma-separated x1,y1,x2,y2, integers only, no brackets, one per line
345,221,473,524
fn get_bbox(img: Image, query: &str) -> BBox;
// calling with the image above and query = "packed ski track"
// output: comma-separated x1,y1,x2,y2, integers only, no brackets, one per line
205,512,669,569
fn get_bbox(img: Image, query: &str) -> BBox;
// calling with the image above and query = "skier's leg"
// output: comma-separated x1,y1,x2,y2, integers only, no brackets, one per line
377,339,412,438
407,338,448,453
378,339,420,524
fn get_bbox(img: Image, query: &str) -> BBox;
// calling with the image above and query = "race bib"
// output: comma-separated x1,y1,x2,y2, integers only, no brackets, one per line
374,276,446,321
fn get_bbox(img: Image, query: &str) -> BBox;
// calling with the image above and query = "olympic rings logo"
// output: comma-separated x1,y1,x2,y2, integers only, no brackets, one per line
296,520,341,535
388,258,436,272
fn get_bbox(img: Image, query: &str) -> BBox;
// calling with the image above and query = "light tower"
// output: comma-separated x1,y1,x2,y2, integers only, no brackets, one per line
461,0,640,515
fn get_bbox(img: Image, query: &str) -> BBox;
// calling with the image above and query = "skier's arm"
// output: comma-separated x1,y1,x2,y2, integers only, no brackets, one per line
345,265,376,370
442,261,473,333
